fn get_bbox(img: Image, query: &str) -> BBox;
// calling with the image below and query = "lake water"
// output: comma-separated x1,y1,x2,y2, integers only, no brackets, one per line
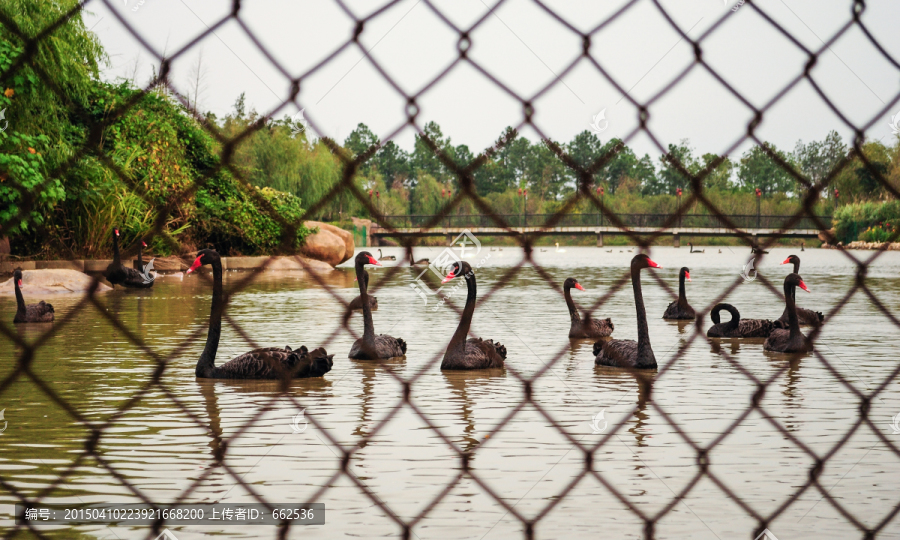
2,246,900,540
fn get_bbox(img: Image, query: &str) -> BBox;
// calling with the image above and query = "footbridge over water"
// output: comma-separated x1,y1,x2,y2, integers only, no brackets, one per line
366,213,829,247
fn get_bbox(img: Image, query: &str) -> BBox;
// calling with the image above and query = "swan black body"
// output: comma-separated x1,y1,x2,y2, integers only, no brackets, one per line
706,303,778,338
595,254,660,369
104,228,153,289
441,261,506,370
13,268,54,323
764,273,813,353
564,277,613,338
188,249,333,379
776,255,824,326
662,267,694,320
348,252,407,359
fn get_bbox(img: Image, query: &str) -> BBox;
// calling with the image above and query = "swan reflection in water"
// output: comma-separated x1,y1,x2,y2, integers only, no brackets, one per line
443,369,507,455
667,319,694,335
592,367,654,450
194,376,333,499
350,356,406,451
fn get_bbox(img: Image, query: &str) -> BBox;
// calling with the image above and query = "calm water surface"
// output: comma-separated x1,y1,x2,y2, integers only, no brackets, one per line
1,246,900,540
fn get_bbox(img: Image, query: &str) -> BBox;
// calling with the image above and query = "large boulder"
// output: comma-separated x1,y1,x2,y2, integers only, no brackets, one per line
0,269,112,295
301,221,355,267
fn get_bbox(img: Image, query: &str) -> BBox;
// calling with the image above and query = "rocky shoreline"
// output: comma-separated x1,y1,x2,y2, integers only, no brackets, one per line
822,241,900,251
0,221,357,275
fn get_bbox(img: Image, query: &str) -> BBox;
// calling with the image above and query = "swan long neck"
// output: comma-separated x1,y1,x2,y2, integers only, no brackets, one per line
14,276,25,319
448,271,476,358
712,304,740,330
197,256,223,377
137,243,143,272
357,262,375,342
564,283,580,323
112,232,120,265
678,269,687,304
632,264,653,366
784,280,800,339
790,261,800,302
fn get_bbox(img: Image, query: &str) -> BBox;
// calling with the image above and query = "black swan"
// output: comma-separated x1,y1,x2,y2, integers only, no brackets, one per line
377,249,396,261
662,267,695,320
688,243,704,253
12,268,54,323
594,254,661,369
348,251,407,359
564,278,614,338
440,261,506,369
764,273,813,353
186,249,333,379
412,258,430,267
706,303,777,338
348,270,378,311
104,228,153,289
776,255,823,326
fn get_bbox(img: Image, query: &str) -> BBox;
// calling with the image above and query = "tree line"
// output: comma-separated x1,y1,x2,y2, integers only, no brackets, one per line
225,97,899,222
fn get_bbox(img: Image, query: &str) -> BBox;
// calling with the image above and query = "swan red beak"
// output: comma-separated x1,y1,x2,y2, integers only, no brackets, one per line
142,241,147,247
366,256,382,266
114,228,119,236
781,257,791,265
441,271,456,284
647,258,661,268
574,283,585,291
798,279,811,293
17,279,23,288
685,271,691,282
186,255,203,275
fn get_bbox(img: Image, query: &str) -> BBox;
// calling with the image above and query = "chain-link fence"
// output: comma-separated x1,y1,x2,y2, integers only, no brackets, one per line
1,1,900,539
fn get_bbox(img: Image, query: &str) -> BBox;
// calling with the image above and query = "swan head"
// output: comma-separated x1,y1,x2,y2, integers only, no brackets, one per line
356,251,381,267
13,267,22,288
681,267,691,281
141,240,147,248
564,277,585,291
782,254,799,266
632,254,661,270
785,272,811,293
186,249,219,274
441,261,472,284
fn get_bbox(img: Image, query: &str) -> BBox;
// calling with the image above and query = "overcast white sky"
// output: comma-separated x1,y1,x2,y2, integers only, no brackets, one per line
84,0,900,160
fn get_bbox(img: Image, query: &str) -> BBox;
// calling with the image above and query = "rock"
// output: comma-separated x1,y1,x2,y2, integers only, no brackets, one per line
0,269,111,295
267,256,335,272
140,255,189,273
818,229,836,244
301,221,355,267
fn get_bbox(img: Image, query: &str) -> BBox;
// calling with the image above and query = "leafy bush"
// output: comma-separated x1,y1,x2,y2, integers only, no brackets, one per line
859,224,897,243
833,200,900,244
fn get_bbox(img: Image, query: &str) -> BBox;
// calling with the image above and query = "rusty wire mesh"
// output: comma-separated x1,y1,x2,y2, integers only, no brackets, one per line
1,1,900,539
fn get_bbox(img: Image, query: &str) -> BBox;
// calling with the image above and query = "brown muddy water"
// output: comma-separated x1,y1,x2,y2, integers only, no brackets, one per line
1,246,899,540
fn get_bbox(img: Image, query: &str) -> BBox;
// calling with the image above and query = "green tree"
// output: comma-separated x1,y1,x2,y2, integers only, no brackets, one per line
372,140,410,189
343,122,380,175
794,130,846,192
737,142,795,195
0,0,104,235
410,121,450,184
700,153,735,192
645,140,698,195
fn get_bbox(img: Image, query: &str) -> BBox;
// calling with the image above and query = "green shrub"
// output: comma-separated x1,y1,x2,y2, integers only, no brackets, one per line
833,200,900,243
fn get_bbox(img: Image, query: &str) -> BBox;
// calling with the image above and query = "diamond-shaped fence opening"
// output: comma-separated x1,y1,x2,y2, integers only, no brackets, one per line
1,1,899,539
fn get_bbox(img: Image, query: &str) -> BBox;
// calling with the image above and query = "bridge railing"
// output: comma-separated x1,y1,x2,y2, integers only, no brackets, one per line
376,213,832,231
